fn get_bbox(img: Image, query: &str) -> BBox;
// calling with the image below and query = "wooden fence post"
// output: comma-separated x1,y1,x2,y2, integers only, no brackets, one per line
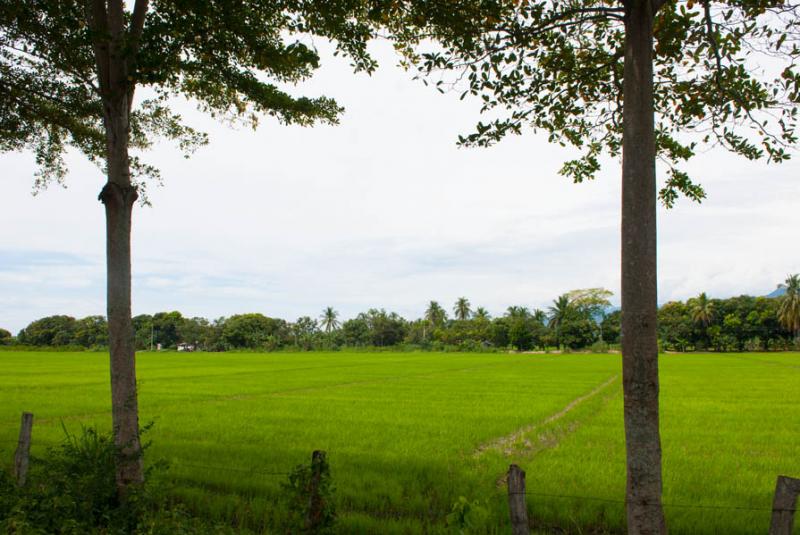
305,450,326,532
507,464,530,535
13,412,33,487
769,475,800,535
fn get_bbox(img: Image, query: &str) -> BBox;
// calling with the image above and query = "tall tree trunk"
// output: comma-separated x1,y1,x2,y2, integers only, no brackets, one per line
100,97,144,494
621,0,667,533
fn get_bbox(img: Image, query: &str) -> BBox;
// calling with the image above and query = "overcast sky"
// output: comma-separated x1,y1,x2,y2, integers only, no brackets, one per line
2,41,798,333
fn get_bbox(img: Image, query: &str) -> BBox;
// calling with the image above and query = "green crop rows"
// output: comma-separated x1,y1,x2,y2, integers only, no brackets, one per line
1,351,797,534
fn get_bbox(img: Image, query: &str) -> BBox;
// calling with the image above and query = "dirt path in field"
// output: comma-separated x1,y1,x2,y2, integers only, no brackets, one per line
474,373,619,457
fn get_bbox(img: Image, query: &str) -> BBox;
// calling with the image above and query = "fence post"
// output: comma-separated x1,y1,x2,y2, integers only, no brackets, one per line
13,412,33,487
769,475,800,535
507,464,530,535
305,450,326,532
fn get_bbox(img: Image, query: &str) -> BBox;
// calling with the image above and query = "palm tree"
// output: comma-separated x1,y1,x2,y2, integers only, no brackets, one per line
689,292,715,349
454,297,472,320
425,301,447,327
319,307,340,333
690,292,714,327
505,305,530,319
547,294,572,348
778,274,800,342
474,307,490,321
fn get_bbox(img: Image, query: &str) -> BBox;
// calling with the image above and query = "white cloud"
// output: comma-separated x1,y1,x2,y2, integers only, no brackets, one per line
1,41,798,332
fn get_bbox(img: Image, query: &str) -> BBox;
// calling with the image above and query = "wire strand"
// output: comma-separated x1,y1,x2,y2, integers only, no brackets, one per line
505,491,790,513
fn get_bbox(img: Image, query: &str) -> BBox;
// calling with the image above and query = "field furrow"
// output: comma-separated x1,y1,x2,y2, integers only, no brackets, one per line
475,373,619,457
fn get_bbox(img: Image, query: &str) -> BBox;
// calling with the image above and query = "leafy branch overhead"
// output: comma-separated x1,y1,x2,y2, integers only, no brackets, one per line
385,0,800,206
0,0,380,197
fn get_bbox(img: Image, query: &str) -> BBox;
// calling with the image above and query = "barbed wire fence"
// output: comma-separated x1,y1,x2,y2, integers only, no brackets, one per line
501,489,786,513
504,464,800,535
3,416,799,534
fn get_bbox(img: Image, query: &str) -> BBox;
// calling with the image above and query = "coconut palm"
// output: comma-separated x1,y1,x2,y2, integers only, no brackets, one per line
505,306,530,319
689,292,715,349
454,297,472,320
319,307,340,333
425,301,447,327
778,274,800,341
547,294,572,348
474,307,490,321
690,292,714,327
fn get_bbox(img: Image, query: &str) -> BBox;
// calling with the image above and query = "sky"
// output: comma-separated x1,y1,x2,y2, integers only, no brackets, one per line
1,41,798,333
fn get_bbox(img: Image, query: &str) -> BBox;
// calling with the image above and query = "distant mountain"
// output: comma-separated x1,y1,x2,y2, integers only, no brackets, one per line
767,287,787,298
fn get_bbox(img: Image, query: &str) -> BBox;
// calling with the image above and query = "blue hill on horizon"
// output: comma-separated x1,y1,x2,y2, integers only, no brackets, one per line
767,287,787,298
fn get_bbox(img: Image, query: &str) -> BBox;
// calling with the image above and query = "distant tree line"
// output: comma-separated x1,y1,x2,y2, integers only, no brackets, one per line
3,276,798,353
658,276,800,351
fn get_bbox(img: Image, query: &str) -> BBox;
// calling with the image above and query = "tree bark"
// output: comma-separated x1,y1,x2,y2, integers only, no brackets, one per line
100,96,144,494
621,0,667,533
88,0,147,496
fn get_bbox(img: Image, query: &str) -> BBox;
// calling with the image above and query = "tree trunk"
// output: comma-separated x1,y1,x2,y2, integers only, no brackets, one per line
621,0,667,533
100,98,144,494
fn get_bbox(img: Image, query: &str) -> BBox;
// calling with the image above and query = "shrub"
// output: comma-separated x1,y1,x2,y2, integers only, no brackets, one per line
280,453,336,534
0,426,236,534
0,425,144,533
446,496,488,534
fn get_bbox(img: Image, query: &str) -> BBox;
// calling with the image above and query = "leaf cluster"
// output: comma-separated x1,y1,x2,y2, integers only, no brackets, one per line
445,496,489,534
1,1,381,194
389,0,800,205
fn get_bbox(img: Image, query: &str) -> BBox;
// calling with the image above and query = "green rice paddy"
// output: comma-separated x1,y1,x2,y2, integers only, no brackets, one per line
1,350,798,534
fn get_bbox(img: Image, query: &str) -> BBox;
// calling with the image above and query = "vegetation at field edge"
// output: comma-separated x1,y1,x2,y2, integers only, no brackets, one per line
4,278,800,354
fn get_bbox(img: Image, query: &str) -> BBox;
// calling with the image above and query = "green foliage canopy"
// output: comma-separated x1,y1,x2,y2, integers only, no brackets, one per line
0,0,380,193
385,0,800,205
0,328,12,345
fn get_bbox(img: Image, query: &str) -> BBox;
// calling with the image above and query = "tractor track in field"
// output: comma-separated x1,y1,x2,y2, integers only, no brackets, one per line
475,373,619,458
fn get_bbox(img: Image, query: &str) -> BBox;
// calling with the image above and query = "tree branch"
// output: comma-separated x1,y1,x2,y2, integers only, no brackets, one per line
127,0,150,105
1,43,99,92
107,0,124,36
702,0,787,153
86,0,111,95
104,0,128,104
511,11,623,43
651,0,670,14
129,0,149,55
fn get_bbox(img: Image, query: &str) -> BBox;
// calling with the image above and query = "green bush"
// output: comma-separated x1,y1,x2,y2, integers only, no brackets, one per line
445,496,489,534
0,426,239,534
0,426,141,533
280,453,336,534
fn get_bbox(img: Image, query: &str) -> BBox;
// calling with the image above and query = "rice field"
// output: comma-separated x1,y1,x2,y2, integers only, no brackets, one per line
0,350,798,534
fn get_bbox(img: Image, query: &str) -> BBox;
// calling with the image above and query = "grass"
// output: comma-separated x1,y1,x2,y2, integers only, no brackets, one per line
0,350,798,534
